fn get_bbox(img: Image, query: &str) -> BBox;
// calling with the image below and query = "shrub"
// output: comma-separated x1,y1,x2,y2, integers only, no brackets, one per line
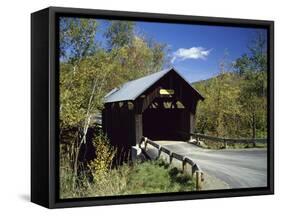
88,133,116,183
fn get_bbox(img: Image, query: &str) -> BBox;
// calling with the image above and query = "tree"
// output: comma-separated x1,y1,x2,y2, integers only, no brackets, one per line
105,35,166,89
195,32,267,140
195,72,242,137
60,50,114,188
235,31,267,75
104,21,135,50
235,32,267,141
59,17,98,63
59,17,167,188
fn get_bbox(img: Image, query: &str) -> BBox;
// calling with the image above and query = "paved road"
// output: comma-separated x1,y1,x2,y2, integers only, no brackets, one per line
145,141,267,189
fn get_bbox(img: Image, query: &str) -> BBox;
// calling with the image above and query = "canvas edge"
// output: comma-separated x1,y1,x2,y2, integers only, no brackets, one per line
31,6,274,209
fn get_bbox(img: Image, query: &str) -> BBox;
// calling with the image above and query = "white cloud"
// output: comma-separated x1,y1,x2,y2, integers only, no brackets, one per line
171,47,212,63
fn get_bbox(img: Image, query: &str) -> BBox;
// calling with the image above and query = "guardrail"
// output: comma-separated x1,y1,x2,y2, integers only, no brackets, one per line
176,131,267,148
189,132,267,148
138,137,204,191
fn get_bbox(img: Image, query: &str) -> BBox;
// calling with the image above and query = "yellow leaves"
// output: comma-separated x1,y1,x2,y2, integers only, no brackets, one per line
60,21,165,129
88,133,116,183
194,70,267,138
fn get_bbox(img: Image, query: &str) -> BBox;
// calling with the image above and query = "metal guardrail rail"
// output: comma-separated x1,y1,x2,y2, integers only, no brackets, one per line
139,136,204,191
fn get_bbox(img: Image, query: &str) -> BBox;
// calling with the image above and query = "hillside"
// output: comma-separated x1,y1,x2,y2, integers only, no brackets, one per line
192,72,267,139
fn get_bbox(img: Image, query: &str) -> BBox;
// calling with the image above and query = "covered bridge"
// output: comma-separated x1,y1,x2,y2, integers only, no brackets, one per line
102,67,204,160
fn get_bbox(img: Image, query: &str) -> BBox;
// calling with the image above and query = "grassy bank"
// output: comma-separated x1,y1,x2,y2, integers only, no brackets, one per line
60,159,195,199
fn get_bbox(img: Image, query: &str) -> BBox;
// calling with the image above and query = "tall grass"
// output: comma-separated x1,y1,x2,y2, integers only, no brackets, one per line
59,130,195,199
60,158,195,199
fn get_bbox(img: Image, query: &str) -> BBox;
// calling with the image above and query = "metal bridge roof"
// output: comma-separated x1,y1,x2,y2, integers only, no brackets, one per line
104,67,204,103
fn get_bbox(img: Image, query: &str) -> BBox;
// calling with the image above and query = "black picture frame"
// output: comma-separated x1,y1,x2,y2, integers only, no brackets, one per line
31,6,274,208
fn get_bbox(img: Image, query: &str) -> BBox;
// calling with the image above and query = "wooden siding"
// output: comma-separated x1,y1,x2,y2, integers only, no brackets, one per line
102,69,203,161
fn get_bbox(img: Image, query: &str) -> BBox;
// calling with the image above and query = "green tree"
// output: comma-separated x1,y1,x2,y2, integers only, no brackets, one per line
59,17,98,62
104,21,135,50
195,73,242,137
60,50,115,188
59,17,167,189
235,32,267,140
195,32,267,140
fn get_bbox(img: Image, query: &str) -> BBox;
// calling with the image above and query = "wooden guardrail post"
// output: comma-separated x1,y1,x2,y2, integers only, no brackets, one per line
157,146,162,159
142,137,205,191
195,171,203,191
252,139,256,148
182,160,187,174
144,137,148,150
182,156,193,176
196,135,200,145
192,164,197,176
169,152,173,164
223,138,227,149
192,164,203,191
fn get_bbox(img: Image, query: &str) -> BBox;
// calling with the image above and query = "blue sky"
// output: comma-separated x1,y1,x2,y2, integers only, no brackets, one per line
135,22,267,82
92,19,267,82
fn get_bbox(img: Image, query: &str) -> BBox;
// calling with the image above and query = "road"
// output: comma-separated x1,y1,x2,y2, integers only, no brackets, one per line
145,141,267,189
